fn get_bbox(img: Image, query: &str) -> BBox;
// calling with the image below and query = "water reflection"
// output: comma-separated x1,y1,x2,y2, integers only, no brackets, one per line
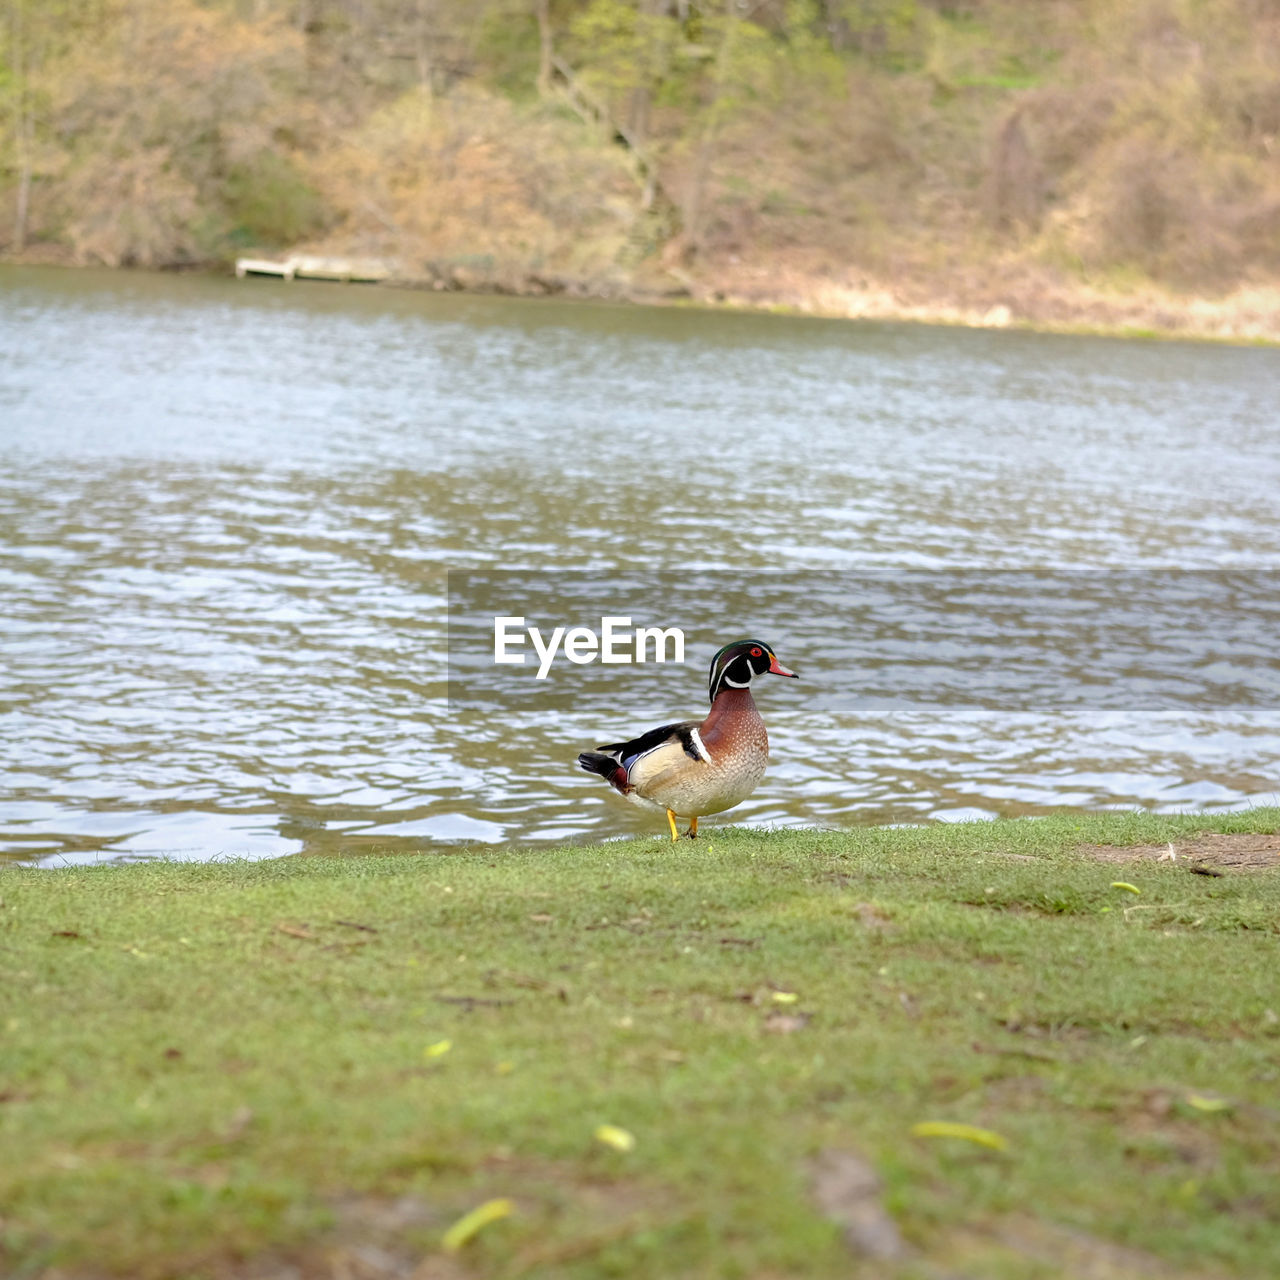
2,266,1279,862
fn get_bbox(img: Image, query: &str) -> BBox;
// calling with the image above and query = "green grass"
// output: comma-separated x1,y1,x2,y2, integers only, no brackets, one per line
3,810,1280,1279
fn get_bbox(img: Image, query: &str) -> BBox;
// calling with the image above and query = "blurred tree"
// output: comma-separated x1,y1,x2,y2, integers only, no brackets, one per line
44,0,320,264
2,0,1278,293
0,0,94,251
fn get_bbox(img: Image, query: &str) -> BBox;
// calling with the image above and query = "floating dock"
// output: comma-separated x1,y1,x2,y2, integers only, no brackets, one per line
235,255,392,283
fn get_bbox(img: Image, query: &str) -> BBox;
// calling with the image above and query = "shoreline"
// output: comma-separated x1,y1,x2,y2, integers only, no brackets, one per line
7,250,1280,347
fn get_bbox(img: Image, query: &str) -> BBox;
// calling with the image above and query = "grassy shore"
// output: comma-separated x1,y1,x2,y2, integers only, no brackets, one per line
4,809,1280,1280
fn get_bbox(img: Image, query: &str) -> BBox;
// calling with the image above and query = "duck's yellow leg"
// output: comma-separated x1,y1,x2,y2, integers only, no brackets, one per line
685,816,698,839
666,808,679,843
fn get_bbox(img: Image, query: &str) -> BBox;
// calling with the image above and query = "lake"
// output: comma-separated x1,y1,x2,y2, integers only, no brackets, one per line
2,264,1278,864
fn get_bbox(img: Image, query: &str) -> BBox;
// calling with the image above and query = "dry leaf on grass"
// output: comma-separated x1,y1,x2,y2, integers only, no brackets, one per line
764,1011,812,1034
224,1106,254,1141
911,1121,1008,1150
594,1124,636,1152
441,1197,513,1252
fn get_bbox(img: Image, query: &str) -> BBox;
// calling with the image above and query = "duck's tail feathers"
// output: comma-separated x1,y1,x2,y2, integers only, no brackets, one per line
577,750,631,794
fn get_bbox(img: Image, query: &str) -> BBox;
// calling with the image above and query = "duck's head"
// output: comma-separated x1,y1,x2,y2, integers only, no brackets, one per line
708,639,798,703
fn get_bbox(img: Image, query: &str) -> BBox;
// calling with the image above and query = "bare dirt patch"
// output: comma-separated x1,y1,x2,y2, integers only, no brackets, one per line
1079,832,1280,871
947,1214,1227,1280
29,1173,672,1280
807,1148,908,1263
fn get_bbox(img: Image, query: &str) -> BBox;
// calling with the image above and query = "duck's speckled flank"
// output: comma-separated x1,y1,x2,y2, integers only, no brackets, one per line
627,688,769,818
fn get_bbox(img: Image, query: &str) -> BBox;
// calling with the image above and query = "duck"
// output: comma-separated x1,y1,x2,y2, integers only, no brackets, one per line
577,640,798,841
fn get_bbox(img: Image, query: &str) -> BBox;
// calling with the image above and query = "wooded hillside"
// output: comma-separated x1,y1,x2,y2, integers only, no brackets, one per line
4,1,1279,329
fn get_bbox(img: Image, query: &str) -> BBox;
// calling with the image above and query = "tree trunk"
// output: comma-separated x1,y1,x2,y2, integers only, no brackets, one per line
678,0,740,262
10,1,30,253
625,0,668,152
15,120,32,253
415,0,432,89
535,0,553,97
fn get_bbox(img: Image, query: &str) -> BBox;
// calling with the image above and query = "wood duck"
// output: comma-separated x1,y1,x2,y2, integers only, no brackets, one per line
577,640,798,841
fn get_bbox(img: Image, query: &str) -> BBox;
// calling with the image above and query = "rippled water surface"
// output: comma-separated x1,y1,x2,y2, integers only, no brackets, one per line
2,265,1279,863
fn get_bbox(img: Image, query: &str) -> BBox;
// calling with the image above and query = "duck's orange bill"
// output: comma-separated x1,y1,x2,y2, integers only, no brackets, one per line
768,656,798,678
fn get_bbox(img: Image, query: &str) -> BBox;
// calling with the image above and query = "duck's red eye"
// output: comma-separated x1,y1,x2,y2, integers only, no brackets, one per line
750,647,762,656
